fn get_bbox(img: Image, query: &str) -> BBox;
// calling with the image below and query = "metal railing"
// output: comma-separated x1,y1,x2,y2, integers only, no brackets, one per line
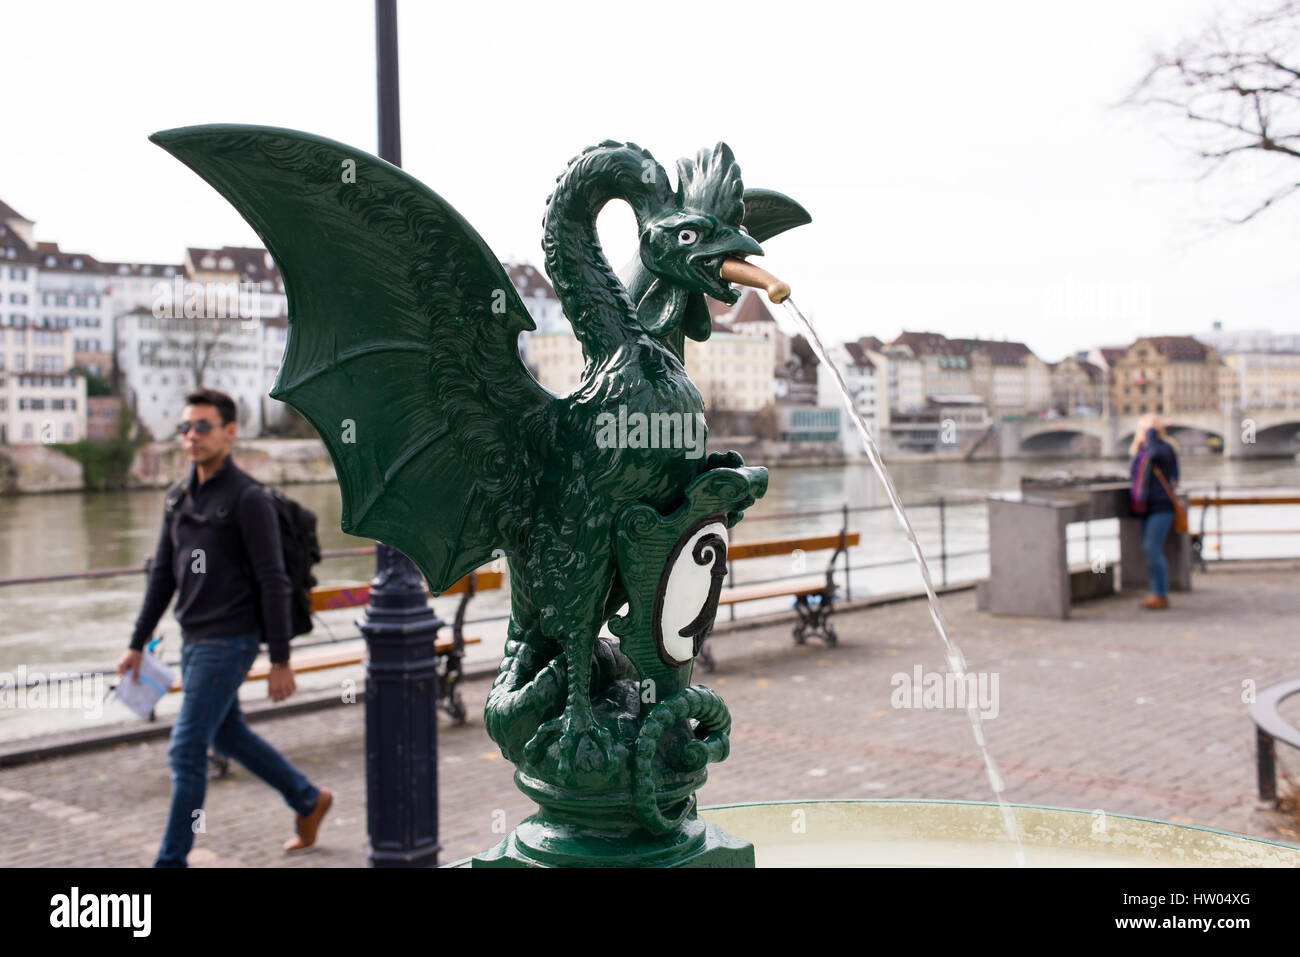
7,488,1297,595
1188,484,1300,566
6,487,1300,695
6,488,1298,594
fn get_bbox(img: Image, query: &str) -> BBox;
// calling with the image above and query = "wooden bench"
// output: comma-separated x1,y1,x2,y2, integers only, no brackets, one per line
305,568,503,724
167,567,503,726
1249,678,1300,807
237,634,485,683
697,528,859,671
304,567,503,723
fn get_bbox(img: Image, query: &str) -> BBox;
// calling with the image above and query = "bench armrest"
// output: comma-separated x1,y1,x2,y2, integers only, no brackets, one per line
823,526,849,591
450,572,476,654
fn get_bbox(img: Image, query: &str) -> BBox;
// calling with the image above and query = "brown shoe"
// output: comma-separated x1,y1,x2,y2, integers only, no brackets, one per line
284,788,332,852
1140,595,1169,610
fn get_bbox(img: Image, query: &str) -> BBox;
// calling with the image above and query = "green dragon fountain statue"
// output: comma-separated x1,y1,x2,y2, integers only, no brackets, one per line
152,125,809,866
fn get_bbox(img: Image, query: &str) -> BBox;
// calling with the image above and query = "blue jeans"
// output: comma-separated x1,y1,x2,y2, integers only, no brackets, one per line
154,631,319,867
1141,510,1176,598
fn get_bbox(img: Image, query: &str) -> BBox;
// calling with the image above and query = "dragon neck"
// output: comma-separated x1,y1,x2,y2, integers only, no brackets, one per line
542,143,670,365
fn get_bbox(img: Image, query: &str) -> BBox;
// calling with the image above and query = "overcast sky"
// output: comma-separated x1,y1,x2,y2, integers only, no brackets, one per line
4,0,1298,361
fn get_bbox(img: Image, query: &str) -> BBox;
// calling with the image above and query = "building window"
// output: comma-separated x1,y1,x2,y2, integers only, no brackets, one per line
23,424,33,441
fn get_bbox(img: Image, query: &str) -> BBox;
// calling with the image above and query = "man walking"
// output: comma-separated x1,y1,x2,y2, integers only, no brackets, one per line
117,388,331,867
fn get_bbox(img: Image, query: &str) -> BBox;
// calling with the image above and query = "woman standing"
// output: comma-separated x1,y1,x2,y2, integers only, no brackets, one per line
1129,413,1181,609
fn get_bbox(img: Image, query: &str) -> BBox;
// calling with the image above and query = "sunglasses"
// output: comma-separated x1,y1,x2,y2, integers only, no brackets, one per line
176,420,218,436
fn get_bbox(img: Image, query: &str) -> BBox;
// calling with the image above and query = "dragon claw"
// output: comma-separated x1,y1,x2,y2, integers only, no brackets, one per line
524,711,616,778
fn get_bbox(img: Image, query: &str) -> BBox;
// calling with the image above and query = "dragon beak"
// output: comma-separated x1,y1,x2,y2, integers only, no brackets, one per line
711,230,763,259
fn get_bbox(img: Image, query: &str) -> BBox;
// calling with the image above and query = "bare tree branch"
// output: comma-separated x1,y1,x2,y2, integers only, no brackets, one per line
1230,179,1300,223
1129,2,1300,223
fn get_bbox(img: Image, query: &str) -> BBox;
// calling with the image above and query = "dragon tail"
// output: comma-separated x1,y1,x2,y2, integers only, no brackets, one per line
631,685,731,835
483,638,567,763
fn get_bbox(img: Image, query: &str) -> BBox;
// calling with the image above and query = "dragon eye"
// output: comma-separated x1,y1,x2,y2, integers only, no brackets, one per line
677,229,698,245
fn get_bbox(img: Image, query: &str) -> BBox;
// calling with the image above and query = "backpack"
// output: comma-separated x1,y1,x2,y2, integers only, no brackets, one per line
164,473,321,638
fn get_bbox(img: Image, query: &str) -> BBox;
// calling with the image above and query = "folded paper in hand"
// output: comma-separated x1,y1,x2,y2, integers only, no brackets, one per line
113,653,176,718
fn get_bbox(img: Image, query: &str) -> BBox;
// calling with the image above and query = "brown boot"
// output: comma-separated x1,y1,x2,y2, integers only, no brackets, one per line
1140,595,1169,610
284,788,332,852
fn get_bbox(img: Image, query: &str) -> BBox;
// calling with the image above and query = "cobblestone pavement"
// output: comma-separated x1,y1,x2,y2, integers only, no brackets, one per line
2,563,1298,866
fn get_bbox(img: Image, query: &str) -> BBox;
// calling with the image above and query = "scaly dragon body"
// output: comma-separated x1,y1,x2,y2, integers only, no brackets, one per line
488,144,714,781
152,126,808,824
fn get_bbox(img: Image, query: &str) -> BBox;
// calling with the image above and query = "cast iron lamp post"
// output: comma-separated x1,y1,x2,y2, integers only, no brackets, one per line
357,0,442,868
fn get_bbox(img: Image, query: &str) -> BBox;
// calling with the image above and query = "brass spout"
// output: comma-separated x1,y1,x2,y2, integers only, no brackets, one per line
720,258,791,304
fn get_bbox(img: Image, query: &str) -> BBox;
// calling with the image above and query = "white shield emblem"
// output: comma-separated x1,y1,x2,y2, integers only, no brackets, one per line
653,517,729,665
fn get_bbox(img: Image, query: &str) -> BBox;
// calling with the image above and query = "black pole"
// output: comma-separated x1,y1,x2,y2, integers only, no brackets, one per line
376,0,401,168
360,544,443,867
363,0,441,868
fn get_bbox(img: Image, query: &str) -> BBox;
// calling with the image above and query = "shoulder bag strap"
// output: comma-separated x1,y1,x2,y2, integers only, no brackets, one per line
1151,465,1177,500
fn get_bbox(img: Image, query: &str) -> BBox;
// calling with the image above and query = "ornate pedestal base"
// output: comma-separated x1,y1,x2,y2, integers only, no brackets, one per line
472,770,755,867
472,815,753,868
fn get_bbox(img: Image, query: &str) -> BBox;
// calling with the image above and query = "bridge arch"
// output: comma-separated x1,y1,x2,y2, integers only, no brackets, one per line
1013,417,1112,457
1019,429,1102,456
1247,418,1300,455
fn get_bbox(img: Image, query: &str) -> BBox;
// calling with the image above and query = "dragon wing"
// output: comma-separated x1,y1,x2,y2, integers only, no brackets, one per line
736,188,814,243
152,124,551,594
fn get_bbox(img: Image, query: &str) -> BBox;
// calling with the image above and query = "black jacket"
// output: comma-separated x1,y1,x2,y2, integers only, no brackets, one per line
129,455,294,663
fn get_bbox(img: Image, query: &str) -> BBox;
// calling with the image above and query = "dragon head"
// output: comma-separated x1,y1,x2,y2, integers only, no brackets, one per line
635,143,763,340
627,143,809,347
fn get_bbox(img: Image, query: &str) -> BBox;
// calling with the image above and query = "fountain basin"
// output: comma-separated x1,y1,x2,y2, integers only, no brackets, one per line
697,800,1300,867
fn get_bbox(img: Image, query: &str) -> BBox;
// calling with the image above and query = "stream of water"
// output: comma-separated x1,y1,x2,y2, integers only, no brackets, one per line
782,296,1028,866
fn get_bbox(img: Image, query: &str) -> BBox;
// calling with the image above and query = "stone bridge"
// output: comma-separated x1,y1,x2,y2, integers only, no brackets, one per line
998,408,1300,458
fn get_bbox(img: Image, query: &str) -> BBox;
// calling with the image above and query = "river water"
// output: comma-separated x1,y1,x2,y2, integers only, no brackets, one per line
0,454,1295,741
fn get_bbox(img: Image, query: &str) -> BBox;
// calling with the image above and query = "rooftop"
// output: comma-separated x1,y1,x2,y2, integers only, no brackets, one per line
0,223,35,262
186,246,284,291
727,288,778,326
0,198,32,224
842,341,875,371
891,331,967,357
108,262,183,278
503,262,556,301
31,241,109,274
891,331,1038,365
1134,336,1211,362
